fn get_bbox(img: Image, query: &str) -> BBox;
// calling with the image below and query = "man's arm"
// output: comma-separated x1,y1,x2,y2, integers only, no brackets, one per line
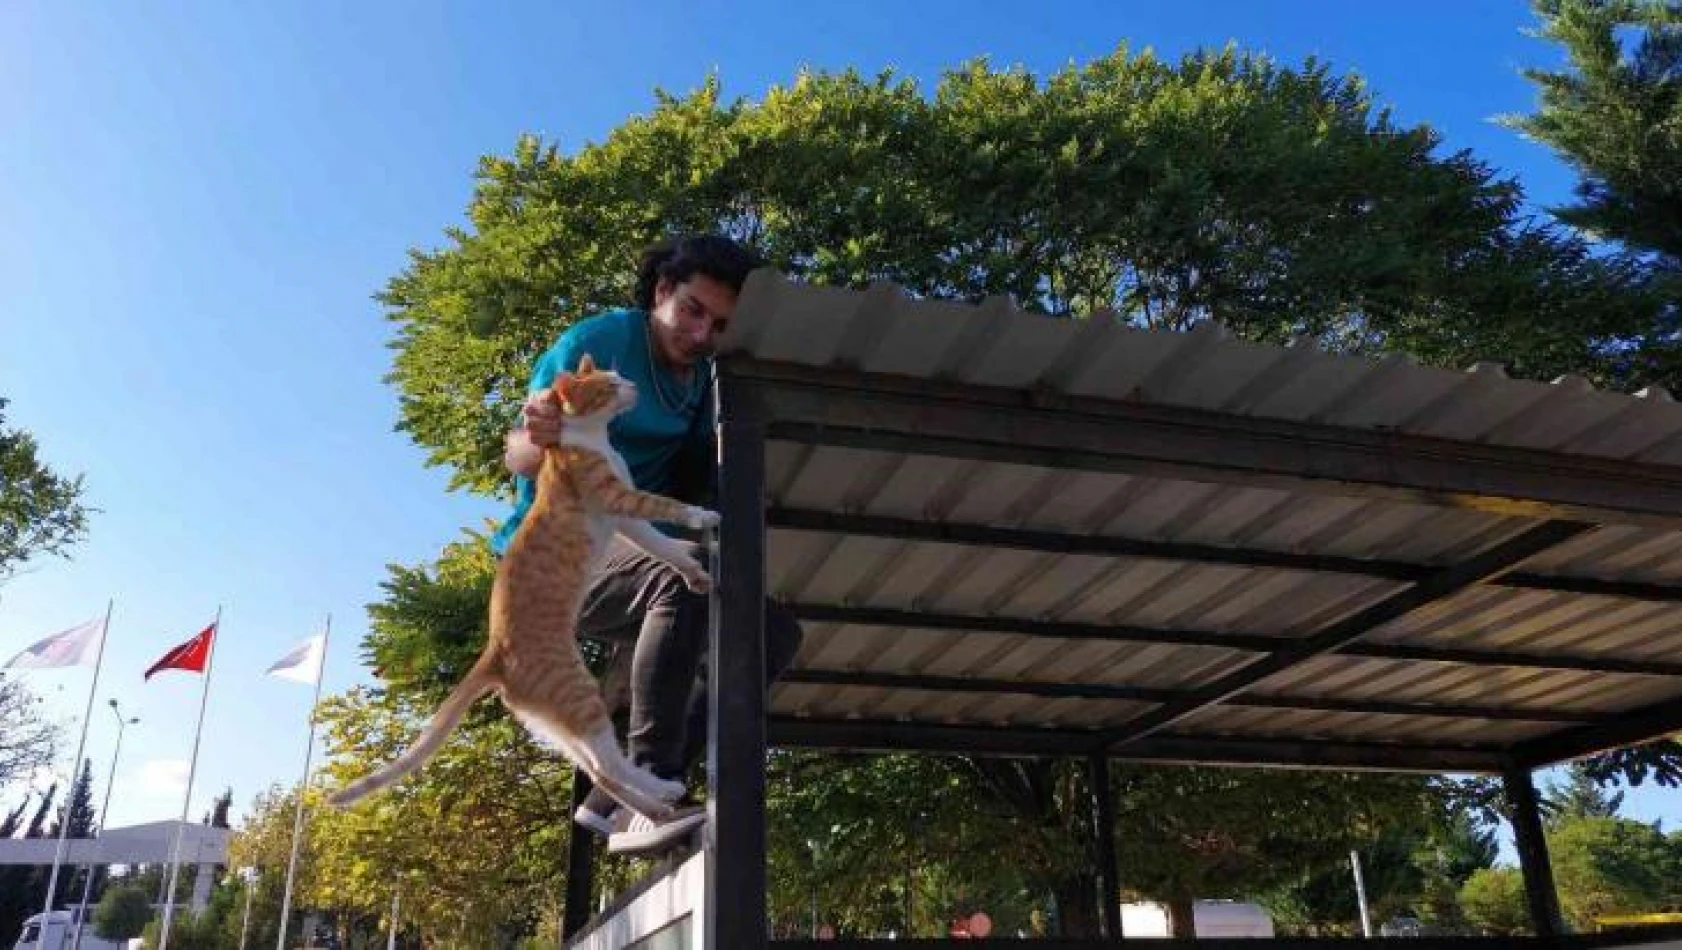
504,339,576,477
504,400,555,477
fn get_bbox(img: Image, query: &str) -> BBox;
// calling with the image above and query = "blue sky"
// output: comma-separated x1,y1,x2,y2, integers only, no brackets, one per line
1,0,1674,861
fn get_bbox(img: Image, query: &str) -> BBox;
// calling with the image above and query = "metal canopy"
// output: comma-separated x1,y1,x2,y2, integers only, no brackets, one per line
720,272,1682,774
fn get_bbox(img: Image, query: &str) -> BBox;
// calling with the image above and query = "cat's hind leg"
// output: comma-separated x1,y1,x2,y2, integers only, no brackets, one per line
578,723,692,819
512,709,672,819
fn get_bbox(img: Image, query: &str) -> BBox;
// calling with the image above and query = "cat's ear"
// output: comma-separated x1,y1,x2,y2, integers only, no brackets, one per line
553,371,580,409
577,353,597,374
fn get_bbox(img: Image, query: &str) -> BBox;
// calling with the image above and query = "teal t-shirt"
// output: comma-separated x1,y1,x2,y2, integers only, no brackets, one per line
491,308,713,554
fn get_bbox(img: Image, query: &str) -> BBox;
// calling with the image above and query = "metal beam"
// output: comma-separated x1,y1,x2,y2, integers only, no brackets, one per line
768,717,1511,773
1087,754,1123,941
561,771,595,941
728,357,1682,527
1504,766,1564,937
1514,694,1682,768
707,373,769,950
1100,521,1594,750
789,603,1682,679
780,668,1609,724
771,508,1682,605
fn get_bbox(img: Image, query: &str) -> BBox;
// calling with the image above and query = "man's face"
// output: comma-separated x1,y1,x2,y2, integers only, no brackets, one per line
649,274,737,367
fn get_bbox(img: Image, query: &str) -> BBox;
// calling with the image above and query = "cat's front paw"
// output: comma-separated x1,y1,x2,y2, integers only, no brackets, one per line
679,565,713,595
683,506,721,530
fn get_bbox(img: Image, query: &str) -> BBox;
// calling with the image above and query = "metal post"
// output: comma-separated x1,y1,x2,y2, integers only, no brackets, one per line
386,888,400,950
277,616,332,950
561,770,595,941
1086,754,1122,941
42,601,115,928
71,700,137,950
238,870,256,950
160,608,222,950
1504,765,1563,937
705,367,768,950
1351,850,1373,937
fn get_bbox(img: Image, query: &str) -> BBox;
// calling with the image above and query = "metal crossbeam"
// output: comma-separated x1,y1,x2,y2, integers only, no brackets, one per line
789,604,1682,678
771,508,1682,605
730,357,1682,526
767,716,1511,773
1099,521,1594,750
780,668,1609,724
1514,694,1682,768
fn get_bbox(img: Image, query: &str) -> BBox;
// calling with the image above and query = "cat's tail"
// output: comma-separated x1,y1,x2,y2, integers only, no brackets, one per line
326,654,498,808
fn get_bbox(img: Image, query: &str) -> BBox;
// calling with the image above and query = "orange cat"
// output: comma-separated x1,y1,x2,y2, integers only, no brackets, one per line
328,354,717,819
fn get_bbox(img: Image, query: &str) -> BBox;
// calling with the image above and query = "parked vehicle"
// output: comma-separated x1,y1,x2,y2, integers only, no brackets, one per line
11,909,130,950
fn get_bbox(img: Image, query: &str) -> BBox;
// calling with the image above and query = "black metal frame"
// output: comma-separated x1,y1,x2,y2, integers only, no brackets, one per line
767,716,1513,772
562,772,595,941
1086,754,1123,941
736,357,1682,526
770,929,1682,949
789,603,1682,678
1504,767,1564,938
779,668,1611,724
771,508,1682,606
708,369,771,949
563,356,1682,948
1098,521,1594,749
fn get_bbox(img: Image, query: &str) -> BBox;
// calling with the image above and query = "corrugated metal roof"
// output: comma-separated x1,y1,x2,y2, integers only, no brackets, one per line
728,274,1682,464
724,275,1682,765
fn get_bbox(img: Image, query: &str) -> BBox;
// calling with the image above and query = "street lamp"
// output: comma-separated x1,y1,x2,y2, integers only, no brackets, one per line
70,699,138,950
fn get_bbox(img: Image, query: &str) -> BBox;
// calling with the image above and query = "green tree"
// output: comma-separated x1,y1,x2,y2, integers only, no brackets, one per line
1411,808,1499,932
1549,815,1682,929
384,49,1674,500
1460,867,1530,936
45,759,102,918
0,785,58,944
1114,767,1435,937
1548,762,1625,825
1509,0,1682,263
0,675,58,793
266,682,583,947
93,885,153,941
767,752,1060,938
0,397,90,585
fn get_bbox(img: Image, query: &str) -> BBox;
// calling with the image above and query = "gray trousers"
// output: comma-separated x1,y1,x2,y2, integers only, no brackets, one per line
578,536,803,814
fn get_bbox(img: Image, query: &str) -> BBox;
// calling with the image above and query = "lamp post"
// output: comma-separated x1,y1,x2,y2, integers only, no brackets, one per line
71,700,138,950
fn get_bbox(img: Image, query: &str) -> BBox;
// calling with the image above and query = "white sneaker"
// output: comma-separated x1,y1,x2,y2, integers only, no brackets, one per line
607,806,706,855
573,803,618,838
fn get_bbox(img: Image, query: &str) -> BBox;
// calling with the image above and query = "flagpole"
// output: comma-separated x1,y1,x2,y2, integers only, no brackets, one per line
159,606,222,950
237,868,256,950
277,614,331,950
39,599,114,927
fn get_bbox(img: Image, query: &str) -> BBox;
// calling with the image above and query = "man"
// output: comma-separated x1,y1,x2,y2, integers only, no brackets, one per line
498,234,803,855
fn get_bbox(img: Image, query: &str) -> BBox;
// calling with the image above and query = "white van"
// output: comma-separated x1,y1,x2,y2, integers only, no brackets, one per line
11,909,130,950
1119,900,1275,938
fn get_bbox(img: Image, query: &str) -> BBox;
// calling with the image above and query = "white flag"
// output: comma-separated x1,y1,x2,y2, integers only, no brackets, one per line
4,617,106,669
265,634,326,685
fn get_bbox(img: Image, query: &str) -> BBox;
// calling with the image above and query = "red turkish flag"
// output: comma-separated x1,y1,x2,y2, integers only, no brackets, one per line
144,623,216,680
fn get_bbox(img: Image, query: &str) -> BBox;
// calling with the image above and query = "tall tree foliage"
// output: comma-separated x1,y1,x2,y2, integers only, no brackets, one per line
1548,815,1682,929
1459,868,1531,936
384,48,1673,497
1548,762,1626,825
0,397,90,585
1510,0,1682,263
0,675,58,792
0,785,57,943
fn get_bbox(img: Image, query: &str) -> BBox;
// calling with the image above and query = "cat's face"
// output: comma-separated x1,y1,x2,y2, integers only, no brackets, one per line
554,353,637,421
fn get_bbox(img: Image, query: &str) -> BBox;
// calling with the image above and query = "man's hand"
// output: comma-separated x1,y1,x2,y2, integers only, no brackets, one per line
523,390,564,447
504,391,563,477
